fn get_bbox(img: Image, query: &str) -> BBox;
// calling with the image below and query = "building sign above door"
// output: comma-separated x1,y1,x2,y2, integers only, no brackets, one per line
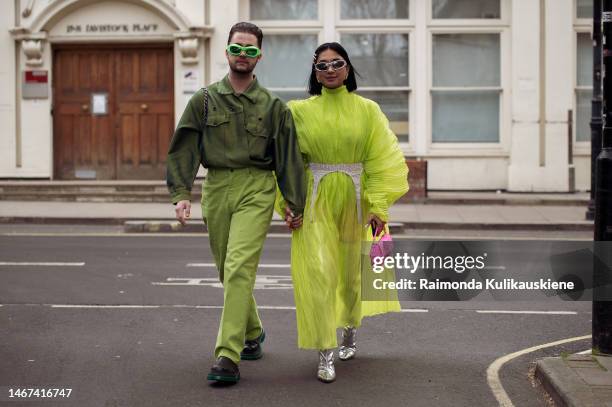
66,24,159,34
48,0,175,38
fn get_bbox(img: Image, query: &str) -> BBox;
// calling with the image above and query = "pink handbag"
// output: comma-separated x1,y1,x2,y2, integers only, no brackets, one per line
369,225,393,264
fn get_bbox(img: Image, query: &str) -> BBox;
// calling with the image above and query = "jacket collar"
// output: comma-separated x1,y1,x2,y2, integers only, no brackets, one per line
218,74,260,104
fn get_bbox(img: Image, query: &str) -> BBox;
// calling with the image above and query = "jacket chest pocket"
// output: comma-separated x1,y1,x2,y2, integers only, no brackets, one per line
245,121,270,161
205,114,230,137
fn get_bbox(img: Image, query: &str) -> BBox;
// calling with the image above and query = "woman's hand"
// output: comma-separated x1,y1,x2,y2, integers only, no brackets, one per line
367,213,386,236
285,207,304,230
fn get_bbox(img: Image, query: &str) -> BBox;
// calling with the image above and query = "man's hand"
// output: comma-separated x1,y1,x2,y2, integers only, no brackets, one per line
284,207,303,230
175,200,191,226
367,213,386,236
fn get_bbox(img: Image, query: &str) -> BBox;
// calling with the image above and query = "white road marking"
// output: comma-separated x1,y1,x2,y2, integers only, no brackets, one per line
3,303,427,312
187,263,290,268
47,304,294,310
394,235,592,241
3,303,584,322
476,310,577,315
0,232,291,238
486,334,591,407
0,262,85,267
577,349,592,355
152,275,293,289
51,305,161,309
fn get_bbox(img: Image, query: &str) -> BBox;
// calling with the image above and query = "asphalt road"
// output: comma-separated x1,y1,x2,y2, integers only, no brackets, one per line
0,232,592,407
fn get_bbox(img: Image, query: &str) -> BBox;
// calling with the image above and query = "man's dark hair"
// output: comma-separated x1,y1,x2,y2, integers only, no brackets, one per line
308,42,359,95
227,22,263,48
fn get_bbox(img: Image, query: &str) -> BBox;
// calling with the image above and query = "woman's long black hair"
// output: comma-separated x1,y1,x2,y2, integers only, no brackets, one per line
308,42,358,95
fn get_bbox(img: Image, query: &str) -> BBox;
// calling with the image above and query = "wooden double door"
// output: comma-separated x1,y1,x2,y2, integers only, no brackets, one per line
53,44,174,180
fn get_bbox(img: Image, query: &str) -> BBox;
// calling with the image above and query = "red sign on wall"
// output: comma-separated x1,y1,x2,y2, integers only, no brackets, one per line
24,70,48,84
23,70,49,99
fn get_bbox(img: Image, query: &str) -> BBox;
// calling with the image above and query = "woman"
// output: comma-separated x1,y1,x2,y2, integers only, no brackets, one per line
277,42,409,382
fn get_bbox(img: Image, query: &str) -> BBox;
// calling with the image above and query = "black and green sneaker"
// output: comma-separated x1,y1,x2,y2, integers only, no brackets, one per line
207,356,240,383
240,330,266,360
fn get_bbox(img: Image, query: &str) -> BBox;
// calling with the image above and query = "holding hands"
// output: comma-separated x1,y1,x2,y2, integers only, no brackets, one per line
284,207,304,230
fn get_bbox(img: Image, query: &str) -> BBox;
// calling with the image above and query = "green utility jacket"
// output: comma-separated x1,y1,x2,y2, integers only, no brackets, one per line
166,75,306,215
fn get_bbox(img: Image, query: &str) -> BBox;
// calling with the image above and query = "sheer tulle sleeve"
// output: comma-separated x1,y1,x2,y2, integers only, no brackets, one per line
362,102,409,222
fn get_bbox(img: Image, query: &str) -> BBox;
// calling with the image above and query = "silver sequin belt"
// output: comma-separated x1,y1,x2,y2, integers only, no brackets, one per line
309,163,363,224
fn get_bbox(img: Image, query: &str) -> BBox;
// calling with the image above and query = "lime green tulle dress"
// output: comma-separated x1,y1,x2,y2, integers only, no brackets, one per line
277,86,409,350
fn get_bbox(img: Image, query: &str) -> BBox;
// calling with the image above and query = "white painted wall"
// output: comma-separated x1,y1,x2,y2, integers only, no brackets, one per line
0,1,16,173
542,0,573,191
18,41,52,177
507,0,542,191
508,0,575,192
208,0,237,84
574,155,590,191
428,158,508,190
176,0,204,26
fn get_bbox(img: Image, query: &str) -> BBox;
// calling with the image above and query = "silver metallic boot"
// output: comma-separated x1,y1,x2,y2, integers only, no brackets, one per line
317,349,336,383
338,326,357,361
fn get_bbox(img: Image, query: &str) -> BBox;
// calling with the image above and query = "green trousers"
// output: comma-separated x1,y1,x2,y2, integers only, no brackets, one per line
201,167,276,364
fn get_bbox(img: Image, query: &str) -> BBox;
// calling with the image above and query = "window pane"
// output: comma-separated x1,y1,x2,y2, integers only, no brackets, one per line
356,91,410,142
432,91,499,142
256,35,318,88
433,34,500,87
577,33,593,87
576,89,592,142
432,0,500,19
341,33,409,87
577,0,593,19
250,0,317,20
341,0,409,19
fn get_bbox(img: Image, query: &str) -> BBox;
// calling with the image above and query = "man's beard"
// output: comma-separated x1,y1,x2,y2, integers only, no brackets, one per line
229,61,255,74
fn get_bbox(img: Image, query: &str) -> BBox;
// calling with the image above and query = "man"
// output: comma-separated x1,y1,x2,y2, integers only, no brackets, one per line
166,22,306,383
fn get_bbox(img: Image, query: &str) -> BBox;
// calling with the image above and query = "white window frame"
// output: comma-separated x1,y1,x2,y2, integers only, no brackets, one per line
240,0,323,28
336,28,413,147
428,0,508,27
426,0,511,157
242,0,415,151
573,0,593,156
335,0,414,27
239,0,324,97
335,1,414,149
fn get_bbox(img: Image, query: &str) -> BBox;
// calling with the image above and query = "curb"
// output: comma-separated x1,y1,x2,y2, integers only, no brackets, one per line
535,356,604,407
420,198,589,206
122,221,407,234
402,221,593,232
0,217,594,232
0,217,127,225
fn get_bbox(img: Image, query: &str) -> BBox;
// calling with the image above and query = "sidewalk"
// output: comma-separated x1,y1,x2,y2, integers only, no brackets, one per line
536,354,612,407
0,192,594,232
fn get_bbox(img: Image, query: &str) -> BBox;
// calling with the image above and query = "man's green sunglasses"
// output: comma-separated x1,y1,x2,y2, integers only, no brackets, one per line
226,43,261,58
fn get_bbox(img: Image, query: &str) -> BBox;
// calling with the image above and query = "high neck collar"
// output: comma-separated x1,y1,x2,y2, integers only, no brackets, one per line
322,85,348,96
